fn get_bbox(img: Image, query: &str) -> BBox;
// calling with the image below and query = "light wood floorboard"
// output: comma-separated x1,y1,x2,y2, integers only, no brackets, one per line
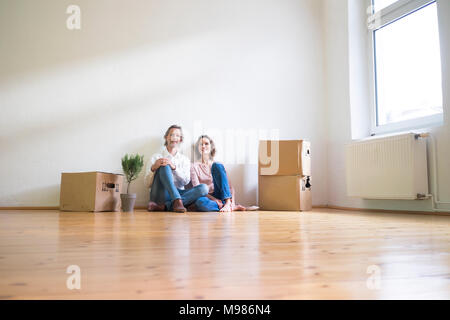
0,208,449,299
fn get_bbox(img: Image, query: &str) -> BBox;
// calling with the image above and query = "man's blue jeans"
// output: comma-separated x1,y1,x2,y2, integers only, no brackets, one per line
195,163,232,212
150,165,208,211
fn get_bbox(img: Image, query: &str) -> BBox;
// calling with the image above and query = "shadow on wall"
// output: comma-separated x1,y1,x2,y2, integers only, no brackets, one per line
4,185,60,207
0,0,228,82
0,68,211,155
3,137,161,208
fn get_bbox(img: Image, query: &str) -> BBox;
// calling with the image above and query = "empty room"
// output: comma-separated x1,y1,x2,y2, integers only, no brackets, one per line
0,0,449,303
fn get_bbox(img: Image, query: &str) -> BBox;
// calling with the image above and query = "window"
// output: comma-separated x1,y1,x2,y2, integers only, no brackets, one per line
374,0,400,12
368,0,443,134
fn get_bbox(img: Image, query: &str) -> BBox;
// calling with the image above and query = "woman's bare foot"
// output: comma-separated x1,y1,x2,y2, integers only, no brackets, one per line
232,204,246,211
219,199,233,212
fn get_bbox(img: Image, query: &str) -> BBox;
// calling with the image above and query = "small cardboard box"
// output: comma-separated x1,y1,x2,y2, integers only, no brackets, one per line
258,175,312,211
60,172,124,212
259,140,311,176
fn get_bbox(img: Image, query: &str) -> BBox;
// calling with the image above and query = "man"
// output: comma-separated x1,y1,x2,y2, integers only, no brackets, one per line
145,125,208,212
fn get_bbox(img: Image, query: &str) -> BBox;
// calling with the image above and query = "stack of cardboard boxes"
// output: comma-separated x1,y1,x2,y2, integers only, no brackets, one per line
258,140,312,211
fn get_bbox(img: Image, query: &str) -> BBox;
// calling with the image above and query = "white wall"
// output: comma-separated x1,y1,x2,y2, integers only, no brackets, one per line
0,0,328,207
324,0,450,212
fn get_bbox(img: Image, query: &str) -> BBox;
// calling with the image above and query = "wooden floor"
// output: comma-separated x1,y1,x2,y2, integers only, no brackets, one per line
0,208,449,300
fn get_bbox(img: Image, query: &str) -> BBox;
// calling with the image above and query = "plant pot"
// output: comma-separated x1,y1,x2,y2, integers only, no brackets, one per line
120,193,137,212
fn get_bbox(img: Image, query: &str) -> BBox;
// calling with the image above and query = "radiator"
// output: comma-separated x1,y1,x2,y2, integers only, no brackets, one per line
345,133,428,200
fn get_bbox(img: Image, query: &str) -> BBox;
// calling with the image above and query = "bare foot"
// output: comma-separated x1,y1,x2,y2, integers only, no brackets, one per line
219,202,232,212
232,204,246,211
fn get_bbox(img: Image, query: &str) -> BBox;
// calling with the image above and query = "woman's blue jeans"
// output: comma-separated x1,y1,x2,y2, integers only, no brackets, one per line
194,163,232,212
150,165,208,211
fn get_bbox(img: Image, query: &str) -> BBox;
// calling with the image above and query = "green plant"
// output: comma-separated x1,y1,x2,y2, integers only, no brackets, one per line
121,153,144,194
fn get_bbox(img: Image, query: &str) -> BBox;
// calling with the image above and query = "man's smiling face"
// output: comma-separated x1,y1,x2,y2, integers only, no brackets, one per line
166,128,182,149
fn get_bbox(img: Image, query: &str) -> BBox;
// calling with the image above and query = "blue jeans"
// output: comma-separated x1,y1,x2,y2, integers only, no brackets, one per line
150,165,208,211
195,163,232,212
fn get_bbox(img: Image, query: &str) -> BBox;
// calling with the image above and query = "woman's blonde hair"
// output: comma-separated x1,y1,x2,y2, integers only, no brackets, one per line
195,135,216,161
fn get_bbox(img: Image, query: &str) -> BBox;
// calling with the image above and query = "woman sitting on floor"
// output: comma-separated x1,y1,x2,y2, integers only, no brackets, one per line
190,135,246,212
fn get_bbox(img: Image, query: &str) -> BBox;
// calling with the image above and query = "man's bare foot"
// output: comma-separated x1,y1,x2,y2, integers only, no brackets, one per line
232,204,246,211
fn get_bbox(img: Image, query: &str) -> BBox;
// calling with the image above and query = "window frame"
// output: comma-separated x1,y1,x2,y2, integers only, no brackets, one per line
366,0,444,135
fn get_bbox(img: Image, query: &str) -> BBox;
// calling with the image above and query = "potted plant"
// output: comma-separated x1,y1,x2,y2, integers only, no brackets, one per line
120,153,144,212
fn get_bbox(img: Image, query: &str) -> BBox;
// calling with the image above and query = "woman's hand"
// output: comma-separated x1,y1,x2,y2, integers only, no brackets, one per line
207,195,223,210
214,199,224,210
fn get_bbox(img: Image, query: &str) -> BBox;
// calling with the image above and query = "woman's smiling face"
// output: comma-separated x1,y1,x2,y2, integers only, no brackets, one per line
198,137,211,157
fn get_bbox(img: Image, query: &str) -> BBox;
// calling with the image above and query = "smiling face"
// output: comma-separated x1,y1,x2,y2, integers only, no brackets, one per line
198,137,212,157
165,128,182,149
196,135,216,161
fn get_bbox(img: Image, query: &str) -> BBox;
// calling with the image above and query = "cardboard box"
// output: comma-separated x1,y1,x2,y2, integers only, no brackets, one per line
258,175,312,211
259,140,311,176
60,172,124,212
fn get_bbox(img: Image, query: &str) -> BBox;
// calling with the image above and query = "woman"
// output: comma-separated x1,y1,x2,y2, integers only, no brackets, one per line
190,135,246,212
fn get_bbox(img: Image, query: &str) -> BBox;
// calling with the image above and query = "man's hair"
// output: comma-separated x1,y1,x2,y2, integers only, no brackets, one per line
164,125,183,146
195,135,216,161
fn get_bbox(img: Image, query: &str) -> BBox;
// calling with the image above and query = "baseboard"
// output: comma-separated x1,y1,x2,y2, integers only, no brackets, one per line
325,205,450,216
0,206,60,210
0,204,448,216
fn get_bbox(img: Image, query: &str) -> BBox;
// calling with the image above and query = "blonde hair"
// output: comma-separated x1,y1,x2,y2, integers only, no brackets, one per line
195,135,216,161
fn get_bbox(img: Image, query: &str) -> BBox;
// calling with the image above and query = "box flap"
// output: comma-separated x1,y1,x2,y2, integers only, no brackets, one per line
61,171,124,176
259,140,310,176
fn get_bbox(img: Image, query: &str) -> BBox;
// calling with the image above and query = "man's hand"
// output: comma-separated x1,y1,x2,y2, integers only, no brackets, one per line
152,158,170,172
158,158,169,166
165,159,176,170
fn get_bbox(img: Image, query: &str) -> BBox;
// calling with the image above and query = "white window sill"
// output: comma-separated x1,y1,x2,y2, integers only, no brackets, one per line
370,113,444,137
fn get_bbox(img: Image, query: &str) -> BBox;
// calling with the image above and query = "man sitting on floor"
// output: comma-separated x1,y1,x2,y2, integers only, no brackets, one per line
144,124,208,213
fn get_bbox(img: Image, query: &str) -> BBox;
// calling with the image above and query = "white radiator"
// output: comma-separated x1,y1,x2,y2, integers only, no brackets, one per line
345,133,428,200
